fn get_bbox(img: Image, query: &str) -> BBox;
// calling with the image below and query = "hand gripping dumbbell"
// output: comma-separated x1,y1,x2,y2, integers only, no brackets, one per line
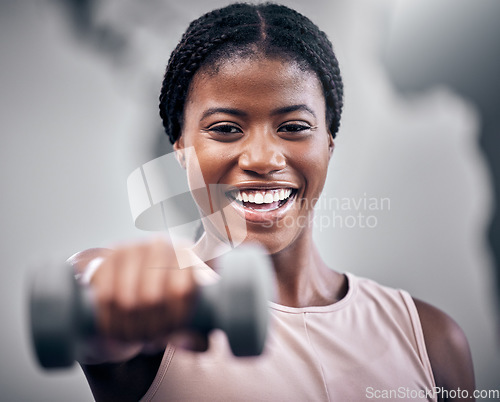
29,245,273,369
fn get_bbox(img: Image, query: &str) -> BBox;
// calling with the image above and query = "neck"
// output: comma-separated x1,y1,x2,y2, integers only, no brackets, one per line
270,231,346,308
193,229,347,308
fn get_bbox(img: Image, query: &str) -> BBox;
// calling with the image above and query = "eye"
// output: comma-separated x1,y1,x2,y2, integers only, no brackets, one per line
206,123,244,141
209,124,242,134
278,123,312,133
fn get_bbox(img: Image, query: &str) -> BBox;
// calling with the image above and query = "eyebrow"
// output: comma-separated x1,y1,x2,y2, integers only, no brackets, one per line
271,104,317,118
199,104,316,121
200,108,247,121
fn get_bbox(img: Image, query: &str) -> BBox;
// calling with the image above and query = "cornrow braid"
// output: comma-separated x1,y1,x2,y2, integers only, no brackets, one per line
159,2,344,143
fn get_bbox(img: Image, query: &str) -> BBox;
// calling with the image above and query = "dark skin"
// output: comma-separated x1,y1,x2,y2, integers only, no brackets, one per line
74,56,475,401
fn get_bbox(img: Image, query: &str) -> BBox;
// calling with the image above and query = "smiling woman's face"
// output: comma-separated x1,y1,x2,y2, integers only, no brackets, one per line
174,56,334,255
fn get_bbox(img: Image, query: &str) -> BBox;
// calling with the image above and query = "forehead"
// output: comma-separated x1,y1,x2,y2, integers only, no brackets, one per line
185,56,325,115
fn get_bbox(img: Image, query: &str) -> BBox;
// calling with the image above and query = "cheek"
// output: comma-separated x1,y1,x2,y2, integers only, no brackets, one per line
182,146,207,191
184,142,235,213
192,144,231,184
293,140,330,198
182,134,222,182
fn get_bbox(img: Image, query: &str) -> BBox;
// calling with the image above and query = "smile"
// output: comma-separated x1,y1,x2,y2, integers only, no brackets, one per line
226,188,297,221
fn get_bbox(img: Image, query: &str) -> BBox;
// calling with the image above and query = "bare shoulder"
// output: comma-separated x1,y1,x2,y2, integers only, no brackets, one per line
413,298,475,399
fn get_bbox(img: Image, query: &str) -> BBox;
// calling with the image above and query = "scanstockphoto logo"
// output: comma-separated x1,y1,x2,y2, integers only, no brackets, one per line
313,193,391,230
126,147,248,268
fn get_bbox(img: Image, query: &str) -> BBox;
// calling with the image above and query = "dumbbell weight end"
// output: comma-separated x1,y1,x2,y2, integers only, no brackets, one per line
30,261,96,368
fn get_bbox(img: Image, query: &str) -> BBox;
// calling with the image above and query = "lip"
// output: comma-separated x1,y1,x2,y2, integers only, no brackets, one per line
225,181,299,192
225,184,298,224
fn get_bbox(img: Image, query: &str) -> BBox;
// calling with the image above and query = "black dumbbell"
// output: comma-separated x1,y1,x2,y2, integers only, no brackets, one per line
29,245,273,369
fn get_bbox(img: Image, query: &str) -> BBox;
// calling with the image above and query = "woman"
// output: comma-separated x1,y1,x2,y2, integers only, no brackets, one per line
71,3,475,401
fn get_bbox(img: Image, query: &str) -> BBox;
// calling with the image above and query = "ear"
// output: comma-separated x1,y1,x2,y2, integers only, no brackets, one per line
173,136,186,169
327,133,335,160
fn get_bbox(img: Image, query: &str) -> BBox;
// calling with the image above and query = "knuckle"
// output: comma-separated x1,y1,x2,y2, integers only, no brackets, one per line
141,292,163,311
94,282,113,306
170,271,195,303
117,297,137,315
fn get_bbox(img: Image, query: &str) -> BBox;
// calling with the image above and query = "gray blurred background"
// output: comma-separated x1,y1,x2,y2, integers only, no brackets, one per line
1,0,499,400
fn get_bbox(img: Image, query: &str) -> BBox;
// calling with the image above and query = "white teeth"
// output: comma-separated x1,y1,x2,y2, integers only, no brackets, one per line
232,188,294,205
264,193,274,203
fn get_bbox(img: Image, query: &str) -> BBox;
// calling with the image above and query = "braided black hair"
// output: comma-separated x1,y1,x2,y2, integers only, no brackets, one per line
159,2,343,144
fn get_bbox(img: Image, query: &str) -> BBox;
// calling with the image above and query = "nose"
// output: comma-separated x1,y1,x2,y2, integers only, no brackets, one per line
238,131,286,175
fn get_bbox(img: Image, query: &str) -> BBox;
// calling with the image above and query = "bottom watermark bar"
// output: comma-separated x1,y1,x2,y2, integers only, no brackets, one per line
365,386,499,400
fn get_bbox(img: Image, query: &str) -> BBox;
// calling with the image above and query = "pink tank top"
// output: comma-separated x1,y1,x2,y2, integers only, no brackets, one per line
140,272,436,401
